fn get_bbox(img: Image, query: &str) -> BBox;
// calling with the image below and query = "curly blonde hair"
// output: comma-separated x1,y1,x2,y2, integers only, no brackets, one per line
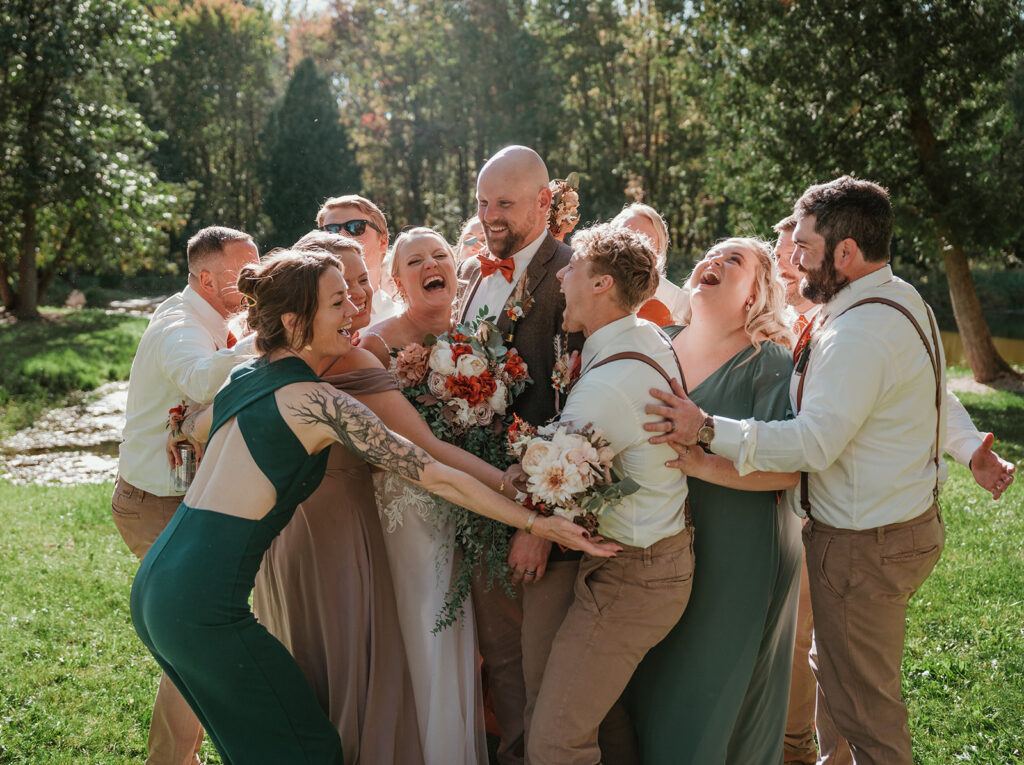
682,237,794,353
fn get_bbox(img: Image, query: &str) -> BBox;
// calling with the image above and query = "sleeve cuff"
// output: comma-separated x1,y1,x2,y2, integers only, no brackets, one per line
710,415,744,462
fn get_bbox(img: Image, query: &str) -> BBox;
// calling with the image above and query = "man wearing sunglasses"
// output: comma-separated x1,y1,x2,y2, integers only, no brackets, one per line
316,194,398,320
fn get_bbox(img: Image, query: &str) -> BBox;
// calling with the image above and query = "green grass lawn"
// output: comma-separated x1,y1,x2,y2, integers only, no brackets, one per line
0,310,147,438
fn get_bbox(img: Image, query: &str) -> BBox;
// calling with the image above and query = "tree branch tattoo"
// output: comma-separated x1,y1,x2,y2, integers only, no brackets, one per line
292,387,431,481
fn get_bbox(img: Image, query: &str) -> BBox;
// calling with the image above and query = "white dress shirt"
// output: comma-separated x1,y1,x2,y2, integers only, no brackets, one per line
465,231,547,322
713,266,948,530
654,276,690,324
118,286,255,496
559,315,689,547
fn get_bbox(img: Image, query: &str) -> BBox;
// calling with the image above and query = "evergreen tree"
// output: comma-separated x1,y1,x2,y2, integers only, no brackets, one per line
262,57,361,247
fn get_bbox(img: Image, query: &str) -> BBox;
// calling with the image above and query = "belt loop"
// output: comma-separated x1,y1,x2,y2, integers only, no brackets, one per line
877,525,886,544
643,545,653,566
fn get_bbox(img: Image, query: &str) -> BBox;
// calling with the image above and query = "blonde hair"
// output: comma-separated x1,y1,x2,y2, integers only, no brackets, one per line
315,195,388,239
682,237,794,353
454,216,482,263
389,227,455,303
571,222,660,313
611,203,669,273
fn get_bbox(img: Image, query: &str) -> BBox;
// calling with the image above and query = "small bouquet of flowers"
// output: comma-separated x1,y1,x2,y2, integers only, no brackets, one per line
392,310,531,630
507,417,639,535
548,172,581,242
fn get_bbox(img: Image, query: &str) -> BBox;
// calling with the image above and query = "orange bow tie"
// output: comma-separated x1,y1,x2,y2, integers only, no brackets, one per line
479,255,515,283
226,330,238,348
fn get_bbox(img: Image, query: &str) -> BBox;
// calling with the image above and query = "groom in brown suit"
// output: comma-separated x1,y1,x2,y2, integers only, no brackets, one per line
458,145,581,764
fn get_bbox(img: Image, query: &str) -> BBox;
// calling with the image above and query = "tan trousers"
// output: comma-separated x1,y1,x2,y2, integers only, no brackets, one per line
528,527,695,765
111,476,204,765
783,529,819,765
803,504,944,765
471,568,526,765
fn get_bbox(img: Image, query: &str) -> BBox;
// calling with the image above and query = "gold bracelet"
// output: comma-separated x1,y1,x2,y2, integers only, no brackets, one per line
524,510,538,535
498,480,505,494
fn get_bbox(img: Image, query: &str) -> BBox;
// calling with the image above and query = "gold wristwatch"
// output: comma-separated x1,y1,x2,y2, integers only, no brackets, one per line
696,415,715,450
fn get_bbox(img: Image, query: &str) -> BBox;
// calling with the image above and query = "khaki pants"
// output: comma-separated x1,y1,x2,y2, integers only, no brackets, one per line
471,568,526,765
111,476,204,765
528,527,695,765
803,504,944,765
784,529,820,765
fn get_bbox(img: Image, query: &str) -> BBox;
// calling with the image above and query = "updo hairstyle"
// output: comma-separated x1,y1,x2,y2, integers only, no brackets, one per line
237,248,343,355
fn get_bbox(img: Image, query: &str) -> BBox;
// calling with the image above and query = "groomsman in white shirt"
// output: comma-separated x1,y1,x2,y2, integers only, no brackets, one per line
651,177,1012,765
525,223,694,765
112,225,258,765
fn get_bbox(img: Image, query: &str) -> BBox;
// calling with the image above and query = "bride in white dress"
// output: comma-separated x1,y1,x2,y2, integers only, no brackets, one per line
358,227,496,765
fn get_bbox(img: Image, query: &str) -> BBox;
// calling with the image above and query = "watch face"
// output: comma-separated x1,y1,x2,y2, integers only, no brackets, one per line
697,425,714,444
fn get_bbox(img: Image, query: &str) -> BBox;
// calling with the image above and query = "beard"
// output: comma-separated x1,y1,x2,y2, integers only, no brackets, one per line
484,215,536,259
800,255,848,304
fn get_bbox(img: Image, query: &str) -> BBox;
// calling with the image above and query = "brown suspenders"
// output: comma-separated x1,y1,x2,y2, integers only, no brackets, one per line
796,297,943,517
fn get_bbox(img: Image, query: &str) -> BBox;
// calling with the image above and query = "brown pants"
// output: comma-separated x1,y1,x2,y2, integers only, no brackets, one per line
528,527,695,765
784,528,819,765
472,568,526,765
111,476,204,765
803,504,944,765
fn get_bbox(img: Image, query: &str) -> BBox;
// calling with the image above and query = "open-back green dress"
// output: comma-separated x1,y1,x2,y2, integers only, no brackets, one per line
130,356,343,764
626,339,801,764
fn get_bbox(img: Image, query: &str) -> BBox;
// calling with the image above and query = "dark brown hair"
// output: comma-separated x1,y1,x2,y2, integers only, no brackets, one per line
572,222,660,312
794,176,894,263
237,248,343,355
186,226,252,273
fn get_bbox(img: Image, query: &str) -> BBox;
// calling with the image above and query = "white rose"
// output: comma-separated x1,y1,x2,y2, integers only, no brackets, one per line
455,352,488,378
452,398,474,427
428,341,456,375
521,441,555,476
487,379,508,415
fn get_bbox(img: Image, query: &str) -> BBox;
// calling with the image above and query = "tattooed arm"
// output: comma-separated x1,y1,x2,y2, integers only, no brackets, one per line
291,385,620,557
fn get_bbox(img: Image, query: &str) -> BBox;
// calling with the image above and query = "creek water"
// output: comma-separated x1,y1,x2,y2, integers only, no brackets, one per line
941,331,1024,368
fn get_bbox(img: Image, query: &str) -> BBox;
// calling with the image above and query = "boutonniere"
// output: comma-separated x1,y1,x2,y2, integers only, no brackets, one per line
501,276,534,345
167,400,190,437
551,334,581,413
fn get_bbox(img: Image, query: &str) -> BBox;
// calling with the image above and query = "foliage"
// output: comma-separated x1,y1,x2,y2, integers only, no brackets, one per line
0,0,189,318
144,0,278,241
261,57,361,248
0,310,147,436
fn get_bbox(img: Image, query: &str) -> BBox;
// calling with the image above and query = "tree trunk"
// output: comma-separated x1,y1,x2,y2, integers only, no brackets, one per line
905,100,1020,382
942,242,1016,382
16,203,40,320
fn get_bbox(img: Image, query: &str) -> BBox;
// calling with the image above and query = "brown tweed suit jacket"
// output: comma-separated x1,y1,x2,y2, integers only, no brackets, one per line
458,232,582,427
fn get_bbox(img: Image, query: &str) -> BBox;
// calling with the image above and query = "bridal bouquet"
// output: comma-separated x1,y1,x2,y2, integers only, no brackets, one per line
507,417,639,535
392,312,531,630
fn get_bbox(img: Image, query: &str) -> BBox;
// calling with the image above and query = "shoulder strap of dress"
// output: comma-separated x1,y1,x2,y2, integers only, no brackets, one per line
209,358,321,441
796,296,943,516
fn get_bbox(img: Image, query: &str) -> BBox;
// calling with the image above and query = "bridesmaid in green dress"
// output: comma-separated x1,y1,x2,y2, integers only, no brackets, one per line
131,248,617,764
627,237,802,764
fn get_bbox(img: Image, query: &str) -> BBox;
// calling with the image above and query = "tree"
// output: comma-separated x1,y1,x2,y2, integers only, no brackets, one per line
696,0,1024,381
0,0,188,318
262,57,361,247
146,0,278,240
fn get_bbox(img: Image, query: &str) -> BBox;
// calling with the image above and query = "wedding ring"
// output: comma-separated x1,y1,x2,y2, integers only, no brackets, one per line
683,446,690,456
524,570,537,576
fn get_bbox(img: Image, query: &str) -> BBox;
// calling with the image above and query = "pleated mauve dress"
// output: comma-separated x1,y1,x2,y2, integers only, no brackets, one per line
253,367,424,765
130,356,343,764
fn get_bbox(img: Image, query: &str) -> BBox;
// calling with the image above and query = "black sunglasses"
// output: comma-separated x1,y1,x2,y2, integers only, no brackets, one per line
320,219,383,237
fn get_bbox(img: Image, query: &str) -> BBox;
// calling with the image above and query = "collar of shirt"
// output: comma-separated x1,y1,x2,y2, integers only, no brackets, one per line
580,314,641,372
181,285,233,346
820,265,893,327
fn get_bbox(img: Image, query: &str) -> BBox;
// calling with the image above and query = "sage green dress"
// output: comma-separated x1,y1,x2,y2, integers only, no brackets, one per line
626,339,801,764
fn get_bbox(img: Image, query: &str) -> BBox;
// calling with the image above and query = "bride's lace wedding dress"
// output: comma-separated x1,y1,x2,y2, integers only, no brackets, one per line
373,472,488,765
